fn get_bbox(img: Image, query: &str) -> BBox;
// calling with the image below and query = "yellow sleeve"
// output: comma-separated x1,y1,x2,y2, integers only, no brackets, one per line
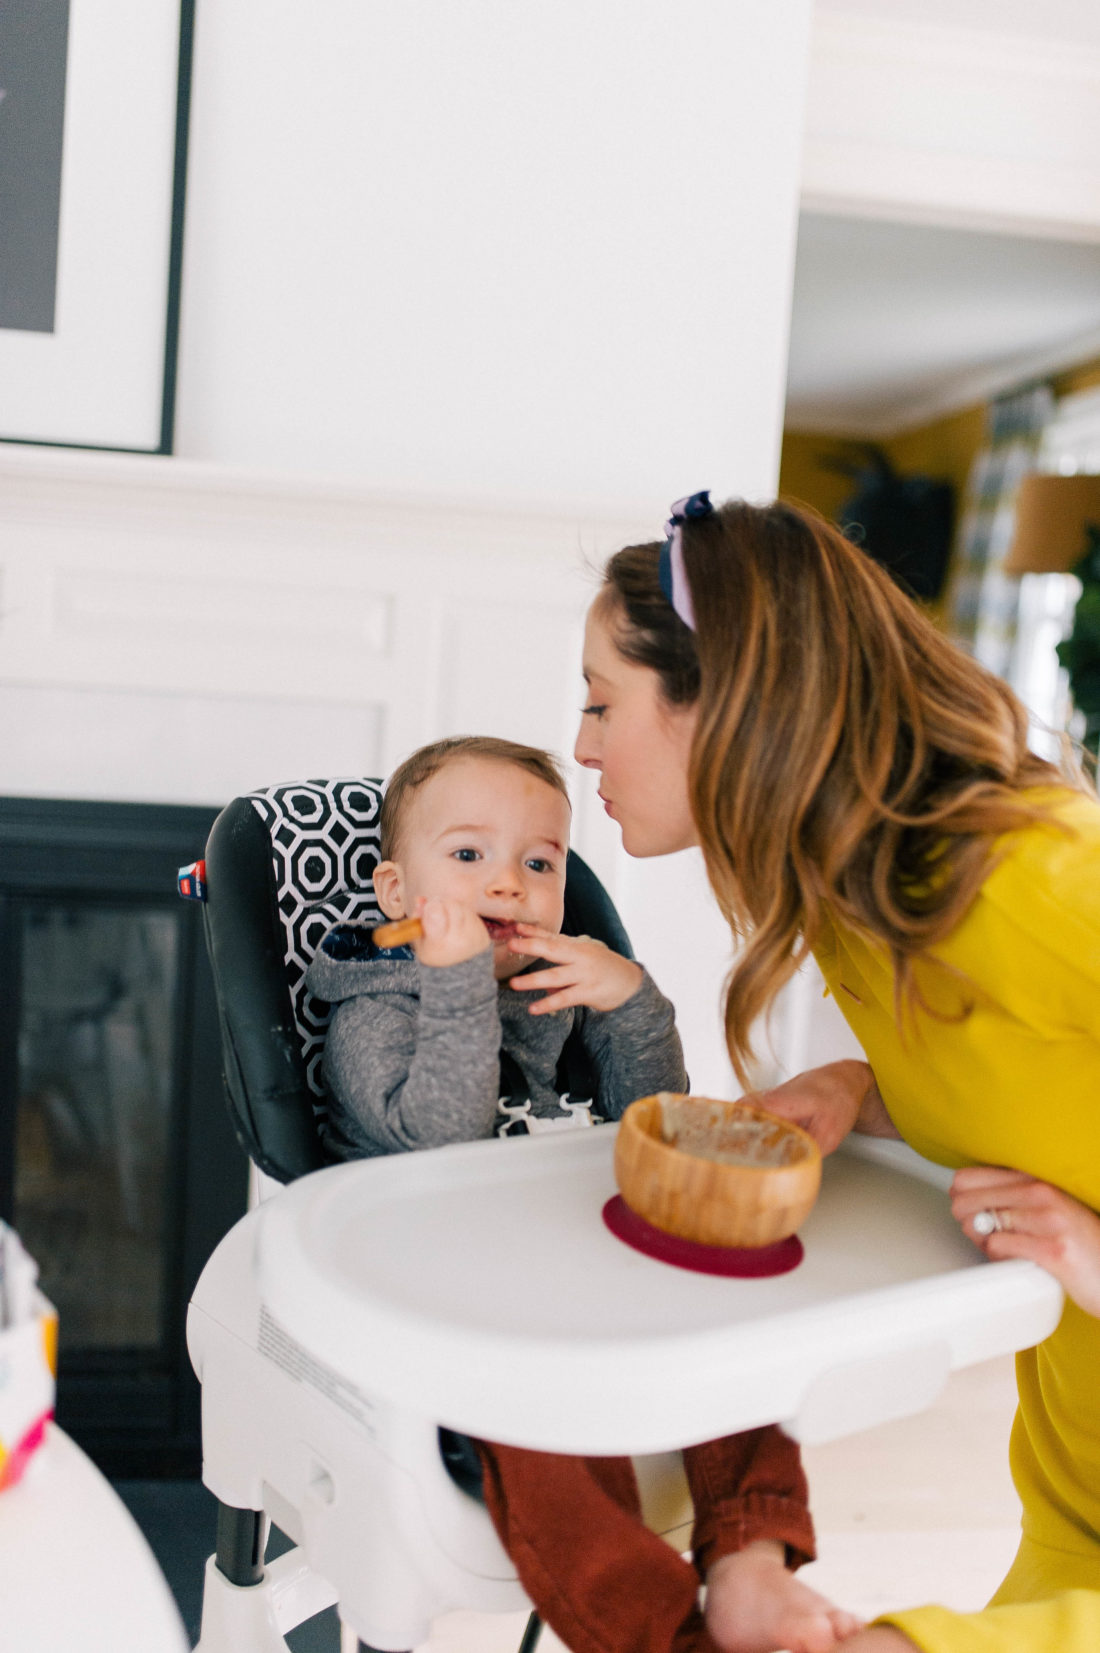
881,1590,1100,1652
979,794,1100,1040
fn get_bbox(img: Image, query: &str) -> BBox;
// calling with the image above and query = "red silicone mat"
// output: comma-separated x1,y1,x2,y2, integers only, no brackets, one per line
602,1195,804,1277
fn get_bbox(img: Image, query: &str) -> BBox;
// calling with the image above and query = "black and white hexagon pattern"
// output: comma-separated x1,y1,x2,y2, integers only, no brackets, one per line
248,778,385,1096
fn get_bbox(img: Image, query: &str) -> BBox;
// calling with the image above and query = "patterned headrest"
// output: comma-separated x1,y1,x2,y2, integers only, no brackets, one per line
247,778,385,1097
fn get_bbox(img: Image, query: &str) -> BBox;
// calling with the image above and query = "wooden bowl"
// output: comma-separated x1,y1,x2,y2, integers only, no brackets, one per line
614,1093,822,1249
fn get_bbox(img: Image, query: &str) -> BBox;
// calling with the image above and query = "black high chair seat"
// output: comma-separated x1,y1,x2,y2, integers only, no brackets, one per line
201,777,634,1185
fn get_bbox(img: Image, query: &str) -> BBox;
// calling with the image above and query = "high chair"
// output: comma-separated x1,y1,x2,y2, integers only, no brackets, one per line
185,777,693,1653
186,779,1065,1653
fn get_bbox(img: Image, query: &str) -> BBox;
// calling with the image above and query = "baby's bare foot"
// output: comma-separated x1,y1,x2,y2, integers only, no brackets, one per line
705,1541,864,1653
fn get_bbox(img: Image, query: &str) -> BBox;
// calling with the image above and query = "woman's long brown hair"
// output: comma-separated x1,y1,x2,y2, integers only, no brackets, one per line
601,498,1081,1084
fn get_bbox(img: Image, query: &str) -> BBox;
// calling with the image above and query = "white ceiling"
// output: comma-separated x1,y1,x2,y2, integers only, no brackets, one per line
784,214,1100,435
813,0,1100,49
788,2,1100,435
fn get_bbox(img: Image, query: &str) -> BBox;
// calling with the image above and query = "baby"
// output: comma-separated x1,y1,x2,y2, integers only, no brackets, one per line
306,735,860,1653
308,735,684,1156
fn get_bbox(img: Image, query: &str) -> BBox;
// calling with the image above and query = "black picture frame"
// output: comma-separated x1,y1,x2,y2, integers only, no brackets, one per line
0,0,196,455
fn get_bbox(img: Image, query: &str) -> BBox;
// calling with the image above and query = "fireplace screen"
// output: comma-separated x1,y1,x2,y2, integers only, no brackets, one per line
16,904,178,1351
0,797,247,1475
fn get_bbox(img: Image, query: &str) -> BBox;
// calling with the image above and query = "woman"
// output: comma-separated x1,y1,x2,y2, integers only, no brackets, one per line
566,492,1100,1652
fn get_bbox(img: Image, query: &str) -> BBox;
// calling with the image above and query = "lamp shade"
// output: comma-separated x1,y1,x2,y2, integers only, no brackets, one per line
1004,474,1100,575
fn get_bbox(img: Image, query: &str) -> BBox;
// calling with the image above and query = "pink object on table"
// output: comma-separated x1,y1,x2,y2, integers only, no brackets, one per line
602,1195,804,1277
0,1410,53,1491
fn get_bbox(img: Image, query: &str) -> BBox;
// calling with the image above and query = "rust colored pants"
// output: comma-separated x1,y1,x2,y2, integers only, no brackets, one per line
475,1426,815,1653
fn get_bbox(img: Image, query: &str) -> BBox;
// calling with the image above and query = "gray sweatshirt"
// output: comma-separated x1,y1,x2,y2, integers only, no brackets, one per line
305,926,687,1161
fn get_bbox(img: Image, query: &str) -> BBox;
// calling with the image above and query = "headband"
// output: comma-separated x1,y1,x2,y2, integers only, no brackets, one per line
657,490,712,631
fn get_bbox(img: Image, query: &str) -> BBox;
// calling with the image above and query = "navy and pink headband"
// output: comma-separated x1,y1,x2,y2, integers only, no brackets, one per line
657,490,712,631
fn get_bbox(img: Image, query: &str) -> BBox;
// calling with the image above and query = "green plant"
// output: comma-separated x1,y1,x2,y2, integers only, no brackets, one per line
1056,522,1100,756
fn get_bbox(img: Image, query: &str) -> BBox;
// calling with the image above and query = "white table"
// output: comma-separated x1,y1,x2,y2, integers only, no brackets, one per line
254,1128,1064,1454
0,1423,189,1653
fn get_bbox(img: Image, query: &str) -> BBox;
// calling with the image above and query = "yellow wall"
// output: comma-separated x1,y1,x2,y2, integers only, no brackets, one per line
778,353,1100,525
1054,354,1100,397
776,431,855,521
777,354,1100,628
779,405,984,524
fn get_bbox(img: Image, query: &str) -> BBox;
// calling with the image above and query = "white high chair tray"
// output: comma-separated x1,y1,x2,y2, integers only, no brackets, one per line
255,1128,1062,1455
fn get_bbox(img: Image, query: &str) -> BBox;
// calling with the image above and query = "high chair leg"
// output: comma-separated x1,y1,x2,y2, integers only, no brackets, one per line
215,1501,266,1585
517,1610,543,1652
198,1499,339,1652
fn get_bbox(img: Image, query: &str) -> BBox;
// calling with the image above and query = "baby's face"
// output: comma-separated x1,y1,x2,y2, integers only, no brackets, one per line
387,756,570,979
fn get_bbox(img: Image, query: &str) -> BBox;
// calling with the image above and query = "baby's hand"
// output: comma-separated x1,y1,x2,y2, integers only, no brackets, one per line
952,1165,1100,1319
506,925,643,1015
413,897,490,970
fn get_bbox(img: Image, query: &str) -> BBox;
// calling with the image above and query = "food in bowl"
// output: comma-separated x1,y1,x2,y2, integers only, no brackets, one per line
657,1094,811,1167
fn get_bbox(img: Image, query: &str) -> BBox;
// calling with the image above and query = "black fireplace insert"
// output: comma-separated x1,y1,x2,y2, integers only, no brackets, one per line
0,797,248,1476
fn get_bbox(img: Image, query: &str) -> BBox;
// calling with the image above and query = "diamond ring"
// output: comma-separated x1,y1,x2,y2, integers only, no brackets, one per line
973,1209,1001,1237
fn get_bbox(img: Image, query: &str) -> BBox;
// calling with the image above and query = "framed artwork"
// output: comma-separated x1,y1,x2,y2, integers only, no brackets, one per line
0,1,195,454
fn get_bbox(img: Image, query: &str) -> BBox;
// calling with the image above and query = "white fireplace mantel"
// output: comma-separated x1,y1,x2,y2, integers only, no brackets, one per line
0,446,757,1094
0,444,864,1103
0,445,650,812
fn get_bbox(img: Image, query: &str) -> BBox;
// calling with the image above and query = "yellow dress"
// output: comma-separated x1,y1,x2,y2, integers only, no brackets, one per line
813,789,1100,1651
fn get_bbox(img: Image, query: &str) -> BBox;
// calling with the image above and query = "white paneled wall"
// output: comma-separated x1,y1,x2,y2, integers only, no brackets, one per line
0,449,604,797
0,6,849,1099
126,3,822,1091
0,445,750,1091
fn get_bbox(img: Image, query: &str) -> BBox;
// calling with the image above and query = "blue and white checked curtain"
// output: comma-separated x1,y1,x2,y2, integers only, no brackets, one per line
946,383,1054,676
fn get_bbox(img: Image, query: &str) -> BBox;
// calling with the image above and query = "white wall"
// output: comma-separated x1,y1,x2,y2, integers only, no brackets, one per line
174,1,813,506
803,5,1100,242
28,1,1100,1134
0,450,733,1092
1,4,819,1097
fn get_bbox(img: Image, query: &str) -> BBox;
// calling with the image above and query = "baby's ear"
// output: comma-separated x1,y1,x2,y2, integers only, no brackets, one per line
372,860,406,919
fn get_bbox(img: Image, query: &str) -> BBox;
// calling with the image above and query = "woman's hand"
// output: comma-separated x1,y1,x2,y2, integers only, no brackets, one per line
951,1166,1100,1318
505,924,644,1014
756,1060,899,1155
